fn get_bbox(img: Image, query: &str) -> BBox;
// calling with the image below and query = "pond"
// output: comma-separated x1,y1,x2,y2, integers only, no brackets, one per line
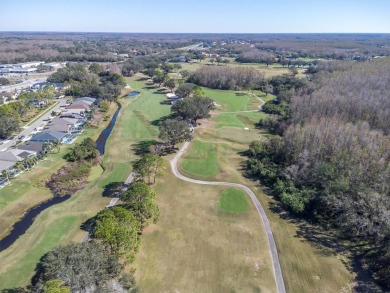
128,91,140,97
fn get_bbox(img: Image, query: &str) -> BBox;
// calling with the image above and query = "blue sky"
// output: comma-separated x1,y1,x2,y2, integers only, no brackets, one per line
1,0,389,33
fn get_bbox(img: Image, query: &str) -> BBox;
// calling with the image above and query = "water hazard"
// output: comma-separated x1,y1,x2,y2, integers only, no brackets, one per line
128,91,140,97
0,104,122,252
95,104,121,155
0,195,71,252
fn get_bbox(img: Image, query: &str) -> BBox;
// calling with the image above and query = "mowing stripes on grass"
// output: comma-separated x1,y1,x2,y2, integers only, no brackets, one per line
218,188,249,213
133,109,158,136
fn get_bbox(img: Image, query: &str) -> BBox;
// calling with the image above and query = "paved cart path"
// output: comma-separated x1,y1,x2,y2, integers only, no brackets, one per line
171,141,286,293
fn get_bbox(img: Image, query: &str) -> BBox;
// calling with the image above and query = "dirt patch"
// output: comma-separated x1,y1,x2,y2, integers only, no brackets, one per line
196,118,211,130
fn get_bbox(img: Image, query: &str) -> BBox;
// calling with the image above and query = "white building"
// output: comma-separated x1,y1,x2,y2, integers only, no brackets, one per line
19,61,44,68
9,68,37,74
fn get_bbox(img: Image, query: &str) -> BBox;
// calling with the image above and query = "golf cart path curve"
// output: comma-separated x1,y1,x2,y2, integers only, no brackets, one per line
171,141,286,293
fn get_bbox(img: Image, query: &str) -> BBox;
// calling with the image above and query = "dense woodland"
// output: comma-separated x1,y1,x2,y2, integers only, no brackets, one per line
247,59,390,288
188,66,264,90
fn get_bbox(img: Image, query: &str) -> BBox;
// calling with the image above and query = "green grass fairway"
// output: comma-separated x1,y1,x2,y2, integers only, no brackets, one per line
203,88,259,112
0,215,79,289
88,164,104,182
0,76,173,289
180,140,219,179
178,85,354,292
218,188,249,213
134,171,276,293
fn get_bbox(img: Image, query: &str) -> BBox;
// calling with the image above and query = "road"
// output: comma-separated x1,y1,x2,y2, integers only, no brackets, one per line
0,77,47,93
177,42,204,51
0,99,68,151
171,141,286,293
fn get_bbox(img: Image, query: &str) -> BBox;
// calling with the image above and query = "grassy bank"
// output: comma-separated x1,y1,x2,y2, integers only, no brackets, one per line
0,76,172,289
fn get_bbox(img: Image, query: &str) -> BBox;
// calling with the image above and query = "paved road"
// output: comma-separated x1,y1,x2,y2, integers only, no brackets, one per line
80,172,135,243
0,77,47,93
171,142,286,293
177,42,204,51
0,99,68,151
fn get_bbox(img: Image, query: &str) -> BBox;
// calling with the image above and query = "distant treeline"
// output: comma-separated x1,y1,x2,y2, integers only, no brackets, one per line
2,33,390,64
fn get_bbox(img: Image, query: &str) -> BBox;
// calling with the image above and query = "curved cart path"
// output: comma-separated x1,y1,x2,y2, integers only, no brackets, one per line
171,141,286,293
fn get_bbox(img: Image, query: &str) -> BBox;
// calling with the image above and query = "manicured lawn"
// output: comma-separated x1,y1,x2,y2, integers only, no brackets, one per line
178,85,355,292
0,76,173,290
203,88,259,112
216,111,266,129
133,171,276,293
0,215,79,289
218,188,249,213
88,164,104,182
180,140,219,179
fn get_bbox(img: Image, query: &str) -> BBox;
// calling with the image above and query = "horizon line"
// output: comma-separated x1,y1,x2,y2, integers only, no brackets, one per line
1,31,390,35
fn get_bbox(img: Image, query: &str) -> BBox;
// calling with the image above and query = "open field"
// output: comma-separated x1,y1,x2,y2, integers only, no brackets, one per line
179,87,355,292
134,171,276,293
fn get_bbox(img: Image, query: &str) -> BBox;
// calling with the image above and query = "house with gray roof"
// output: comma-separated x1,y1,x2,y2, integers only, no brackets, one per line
0,149,37,178
16,141,47,154
75,97,96,105
30,131,69,143
0,160,16,173
0,149,37,162
59,112,85,120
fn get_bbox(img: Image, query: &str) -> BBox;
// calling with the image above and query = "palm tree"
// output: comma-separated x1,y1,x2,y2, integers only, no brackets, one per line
51,140,62,153
42,142,52,155
1,170,10,185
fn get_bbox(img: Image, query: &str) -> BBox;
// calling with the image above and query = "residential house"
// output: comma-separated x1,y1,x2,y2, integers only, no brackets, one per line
0,149,37,177
63,102,91,115
0,149,37,162
0,160,16,174
30,131,70,143
44,117,83,134
60,112,85,120
16,141,47,154
74,97,96,106
169,56,187,62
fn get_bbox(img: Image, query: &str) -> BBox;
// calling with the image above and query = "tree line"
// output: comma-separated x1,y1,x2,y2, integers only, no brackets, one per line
188,66,264,90
247,60,390,289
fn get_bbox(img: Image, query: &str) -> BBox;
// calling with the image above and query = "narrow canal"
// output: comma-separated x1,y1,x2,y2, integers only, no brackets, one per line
0,104,121,252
